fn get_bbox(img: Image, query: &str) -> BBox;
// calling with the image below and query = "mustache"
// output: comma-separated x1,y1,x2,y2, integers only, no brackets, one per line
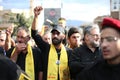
52,38,59,40
17,41,27,44
17,41,22,43
101,47,107,51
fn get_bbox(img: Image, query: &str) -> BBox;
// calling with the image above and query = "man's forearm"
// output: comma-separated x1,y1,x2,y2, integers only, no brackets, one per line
5,35,11,51
32,6,43,30
10,50,18,63
32,16,38,30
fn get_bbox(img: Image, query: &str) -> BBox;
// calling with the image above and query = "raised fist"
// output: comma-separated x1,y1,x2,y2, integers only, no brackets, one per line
34,6,43,17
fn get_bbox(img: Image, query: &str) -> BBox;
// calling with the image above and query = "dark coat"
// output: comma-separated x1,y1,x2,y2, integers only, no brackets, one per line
69,44,103,79
76,60,120,80
6,46,42,80
31,29,73,80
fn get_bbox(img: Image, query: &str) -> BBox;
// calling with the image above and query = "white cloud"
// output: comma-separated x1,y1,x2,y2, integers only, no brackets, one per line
0,0,2,2
61,3,110,22
0,0,110,22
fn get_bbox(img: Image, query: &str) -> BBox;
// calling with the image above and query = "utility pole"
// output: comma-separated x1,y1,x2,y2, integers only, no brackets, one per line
30,0,34,16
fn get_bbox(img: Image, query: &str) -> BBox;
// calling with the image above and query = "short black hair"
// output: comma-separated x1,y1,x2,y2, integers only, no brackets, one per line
102,26,120,35
68,27,80,38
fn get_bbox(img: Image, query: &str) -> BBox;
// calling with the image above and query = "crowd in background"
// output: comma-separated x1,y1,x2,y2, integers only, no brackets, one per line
0,6,120,80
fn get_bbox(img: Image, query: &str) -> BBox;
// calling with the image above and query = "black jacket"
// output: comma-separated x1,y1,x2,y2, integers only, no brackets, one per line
6,46,42,80
69,44,103,79
31,29,72,80
0,54,30,80
76,60,120,80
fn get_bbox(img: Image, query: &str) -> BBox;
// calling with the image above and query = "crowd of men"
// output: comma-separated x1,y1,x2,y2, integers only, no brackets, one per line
0,6,120,80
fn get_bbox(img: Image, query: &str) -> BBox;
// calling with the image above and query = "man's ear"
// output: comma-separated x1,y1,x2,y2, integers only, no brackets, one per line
84,34,90,41
26,35,31,41
61,34,65,40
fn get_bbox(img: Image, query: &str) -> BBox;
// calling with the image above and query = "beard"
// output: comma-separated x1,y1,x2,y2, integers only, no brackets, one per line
52,38,62,45
91,41,100,48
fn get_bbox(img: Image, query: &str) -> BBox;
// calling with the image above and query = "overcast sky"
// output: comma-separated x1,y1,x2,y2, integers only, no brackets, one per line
61,0,110,22
0,0,110,22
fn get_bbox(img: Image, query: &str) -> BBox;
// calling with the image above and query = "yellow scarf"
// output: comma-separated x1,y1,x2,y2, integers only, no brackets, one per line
19,73,31,80
11,43,35,80
47,44,70,80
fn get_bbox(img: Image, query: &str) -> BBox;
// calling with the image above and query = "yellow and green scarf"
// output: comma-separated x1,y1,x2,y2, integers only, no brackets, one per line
47,44,70,80
11,43,34,80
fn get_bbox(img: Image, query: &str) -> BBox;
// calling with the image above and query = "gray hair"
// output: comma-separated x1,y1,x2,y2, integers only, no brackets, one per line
83,24,100,36
17,26,30,36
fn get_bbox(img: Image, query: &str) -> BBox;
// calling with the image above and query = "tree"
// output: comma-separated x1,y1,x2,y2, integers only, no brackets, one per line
15,13,33,28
